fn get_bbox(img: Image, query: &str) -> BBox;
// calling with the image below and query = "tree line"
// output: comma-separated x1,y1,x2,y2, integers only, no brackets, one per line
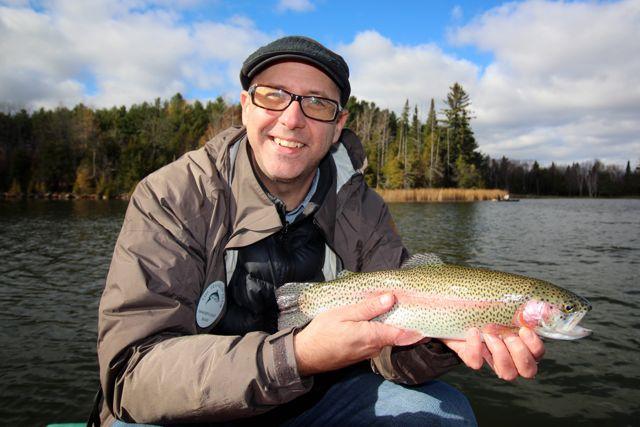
1,85,638,198
1,94,240,197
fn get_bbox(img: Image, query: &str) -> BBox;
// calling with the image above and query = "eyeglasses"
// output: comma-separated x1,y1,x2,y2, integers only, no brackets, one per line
248,84,343,122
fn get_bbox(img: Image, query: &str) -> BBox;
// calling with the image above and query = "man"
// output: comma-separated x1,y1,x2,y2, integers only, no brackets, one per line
97,36,544,426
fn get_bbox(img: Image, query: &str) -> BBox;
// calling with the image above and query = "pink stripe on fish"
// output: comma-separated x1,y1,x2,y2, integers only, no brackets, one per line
363,290,504,309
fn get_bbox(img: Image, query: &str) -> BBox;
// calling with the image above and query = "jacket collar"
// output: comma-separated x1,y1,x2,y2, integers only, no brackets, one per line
205,126,366,250
226,136,282,249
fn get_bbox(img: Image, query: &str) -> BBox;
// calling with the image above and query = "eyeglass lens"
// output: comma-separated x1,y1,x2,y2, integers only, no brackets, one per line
251,86,338,121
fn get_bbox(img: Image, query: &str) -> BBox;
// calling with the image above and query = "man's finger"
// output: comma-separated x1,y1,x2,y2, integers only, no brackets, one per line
337,293,395,322
368,321,423,348
481,345,495,372
519,327,545,361
393,328,425,346
503,335,538,379
483,334,518,381
463,328,484,370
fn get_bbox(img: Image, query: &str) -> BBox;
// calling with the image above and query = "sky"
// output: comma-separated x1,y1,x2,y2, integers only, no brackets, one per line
1,0,639,166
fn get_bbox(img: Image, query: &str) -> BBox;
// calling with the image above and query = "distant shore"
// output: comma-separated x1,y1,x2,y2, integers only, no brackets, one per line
3,189,636,203
375,188,508,202
2,188,509,203
0,192,129,200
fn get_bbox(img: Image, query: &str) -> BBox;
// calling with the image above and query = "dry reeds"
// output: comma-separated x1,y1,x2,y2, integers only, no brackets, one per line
375,188,508,203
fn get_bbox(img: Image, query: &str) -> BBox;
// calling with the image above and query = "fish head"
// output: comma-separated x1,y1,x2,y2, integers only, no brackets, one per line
517,294,592,340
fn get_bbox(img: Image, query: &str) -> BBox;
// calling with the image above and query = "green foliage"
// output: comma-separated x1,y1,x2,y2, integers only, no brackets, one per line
73,163,94,195
481,157,639,197
382,157,405,189
0,94,241,196
454,155,483,188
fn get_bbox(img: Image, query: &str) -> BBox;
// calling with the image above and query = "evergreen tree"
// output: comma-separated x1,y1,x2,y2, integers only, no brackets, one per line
423,98,441,187
441,83,480,187
623,160,633,194
530,161,541,195
454,154,483,188
396,100,410,188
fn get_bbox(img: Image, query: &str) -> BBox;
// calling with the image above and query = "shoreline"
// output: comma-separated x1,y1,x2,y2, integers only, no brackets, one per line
0,192,130,201
2,189,637,202
374,188,508,203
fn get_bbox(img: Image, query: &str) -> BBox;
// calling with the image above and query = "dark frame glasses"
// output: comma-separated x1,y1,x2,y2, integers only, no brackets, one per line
248,84,343,122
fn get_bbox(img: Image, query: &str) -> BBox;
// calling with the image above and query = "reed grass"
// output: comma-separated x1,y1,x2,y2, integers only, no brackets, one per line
375,188,508,203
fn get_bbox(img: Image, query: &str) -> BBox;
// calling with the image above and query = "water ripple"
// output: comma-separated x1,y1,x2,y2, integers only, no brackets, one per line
2,199,639,426
391,198,640,425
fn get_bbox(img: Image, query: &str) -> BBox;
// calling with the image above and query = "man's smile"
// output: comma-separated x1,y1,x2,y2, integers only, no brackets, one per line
271,136,305,149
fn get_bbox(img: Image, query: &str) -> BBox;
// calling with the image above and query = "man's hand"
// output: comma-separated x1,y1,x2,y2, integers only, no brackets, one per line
442,327,545,381
293,293,423,376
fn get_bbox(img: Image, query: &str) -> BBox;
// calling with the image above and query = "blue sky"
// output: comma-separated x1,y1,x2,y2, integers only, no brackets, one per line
138,0,504,100
187,0,501,56
1,0,639,165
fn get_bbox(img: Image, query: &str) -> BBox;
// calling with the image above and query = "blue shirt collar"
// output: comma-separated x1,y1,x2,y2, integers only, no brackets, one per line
285,169,320,224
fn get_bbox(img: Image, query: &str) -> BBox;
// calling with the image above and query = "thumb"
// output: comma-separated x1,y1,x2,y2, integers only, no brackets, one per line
338,293,395,322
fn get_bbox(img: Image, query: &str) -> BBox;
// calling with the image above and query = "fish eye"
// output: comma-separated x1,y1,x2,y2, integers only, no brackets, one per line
563,304,576,313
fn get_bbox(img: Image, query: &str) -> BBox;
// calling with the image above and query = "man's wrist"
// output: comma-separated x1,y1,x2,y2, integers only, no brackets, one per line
293,328,312,377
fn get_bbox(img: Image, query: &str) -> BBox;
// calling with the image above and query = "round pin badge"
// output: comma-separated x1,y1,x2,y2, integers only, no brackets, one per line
196,281,226,328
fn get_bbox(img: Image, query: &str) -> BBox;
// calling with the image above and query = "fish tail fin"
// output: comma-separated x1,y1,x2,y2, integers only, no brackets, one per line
276,282,313,330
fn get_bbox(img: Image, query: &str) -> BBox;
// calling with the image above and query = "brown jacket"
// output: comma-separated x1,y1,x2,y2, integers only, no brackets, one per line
97,126,459,425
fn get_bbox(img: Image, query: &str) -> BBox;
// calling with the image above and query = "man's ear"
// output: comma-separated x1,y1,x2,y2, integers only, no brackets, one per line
332,110,349,144
240,91,249,126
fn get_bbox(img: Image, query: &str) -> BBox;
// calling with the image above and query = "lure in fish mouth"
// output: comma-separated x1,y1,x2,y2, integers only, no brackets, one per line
517,297,592,340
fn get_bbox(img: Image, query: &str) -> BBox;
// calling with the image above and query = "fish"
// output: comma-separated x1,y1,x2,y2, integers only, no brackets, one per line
276,253,592,340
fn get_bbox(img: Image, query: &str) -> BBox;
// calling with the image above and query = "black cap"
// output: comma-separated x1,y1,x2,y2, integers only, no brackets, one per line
240,36,350,107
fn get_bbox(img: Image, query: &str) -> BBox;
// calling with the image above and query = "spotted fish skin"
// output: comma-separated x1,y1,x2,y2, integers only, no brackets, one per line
276,254,592,340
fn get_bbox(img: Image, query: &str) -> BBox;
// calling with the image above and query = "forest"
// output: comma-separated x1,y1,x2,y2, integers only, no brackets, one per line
1,83,638,198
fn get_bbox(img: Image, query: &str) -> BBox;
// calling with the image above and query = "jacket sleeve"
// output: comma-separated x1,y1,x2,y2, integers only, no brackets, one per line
97,174,311,424
355,187,462,384
371,341,461,385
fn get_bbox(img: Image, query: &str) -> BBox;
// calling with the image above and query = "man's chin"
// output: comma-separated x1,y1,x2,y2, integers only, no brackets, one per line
263,172,303,185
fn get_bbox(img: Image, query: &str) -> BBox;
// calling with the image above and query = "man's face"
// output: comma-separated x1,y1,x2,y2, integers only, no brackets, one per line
240,61,348,189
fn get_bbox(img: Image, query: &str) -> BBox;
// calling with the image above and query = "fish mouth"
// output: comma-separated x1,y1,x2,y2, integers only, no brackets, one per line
537,309,592,340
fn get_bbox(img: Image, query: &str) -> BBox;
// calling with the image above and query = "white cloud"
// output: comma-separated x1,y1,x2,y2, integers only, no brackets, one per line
276,0,315,13
190,18,272,92
0,0,271,108
451,5,463,21
339,31,479,116
450,0,640,164
0,0,30,6
335,1,640,165
0,6,86,107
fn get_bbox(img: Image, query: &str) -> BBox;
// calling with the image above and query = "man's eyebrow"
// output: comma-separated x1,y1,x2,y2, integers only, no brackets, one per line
306,90,334,99
258,82,335,99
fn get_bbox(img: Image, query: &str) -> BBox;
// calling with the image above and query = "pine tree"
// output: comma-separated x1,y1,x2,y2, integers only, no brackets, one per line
423,98,441,187
396,100,410,188
441,83,480,187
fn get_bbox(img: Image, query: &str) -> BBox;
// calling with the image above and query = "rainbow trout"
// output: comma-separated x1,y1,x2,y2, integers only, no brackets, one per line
276,253,592,340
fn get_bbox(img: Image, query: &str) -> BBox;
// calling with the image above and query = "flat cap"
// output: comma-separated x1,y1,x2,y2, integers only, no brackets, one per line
240,35,350,106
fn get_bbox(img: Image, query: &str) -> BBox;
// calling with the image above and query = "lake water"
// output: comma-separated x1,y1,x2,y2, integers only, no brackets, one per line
0,198,638,426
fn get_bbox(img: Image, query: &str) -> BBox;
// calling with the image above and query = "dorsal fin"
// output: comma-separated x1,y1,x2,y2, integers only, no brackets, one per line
400,253,444,269
336,269,355,279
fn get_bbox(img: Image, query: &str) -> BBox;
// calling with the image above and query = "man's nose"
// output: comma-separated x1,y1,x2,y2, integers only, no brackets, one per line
279,99,306,129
